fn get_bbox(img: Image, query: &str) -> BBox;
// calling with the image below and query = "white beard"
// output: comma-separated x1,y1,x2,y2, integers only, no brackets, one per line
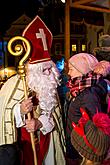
26,61,60,112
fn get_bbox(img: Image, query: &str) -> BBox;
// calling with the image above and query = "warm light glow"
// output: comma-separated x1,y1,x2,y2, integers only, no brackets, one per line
72,44,76,52
61,0,65,3
82,45,86,51
0,67,17,80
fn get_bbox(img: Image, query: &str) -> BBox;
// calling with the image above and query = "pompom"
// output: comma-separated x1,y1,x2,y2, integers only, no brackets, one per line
93,113,110,136
94,61,110,77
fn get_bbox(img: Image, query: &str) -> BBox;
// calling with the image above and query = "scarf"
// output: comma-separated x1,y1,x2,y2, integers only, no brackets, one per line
67,72,102,98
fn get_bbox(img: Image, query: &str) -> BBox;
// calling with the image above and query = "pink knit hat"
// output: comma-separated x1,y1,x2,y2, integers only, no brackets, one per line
69,53,98,75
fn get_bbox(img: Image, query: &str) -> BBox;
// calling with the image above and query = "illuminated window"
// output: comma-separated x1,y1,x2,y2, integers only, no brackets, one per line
82,45,86,51
72,44,76,52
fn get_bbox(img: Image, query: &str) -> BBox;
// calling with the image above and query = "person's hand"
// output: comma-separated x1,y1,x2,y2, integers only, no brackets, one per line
20,97,33,115
25,118,42,132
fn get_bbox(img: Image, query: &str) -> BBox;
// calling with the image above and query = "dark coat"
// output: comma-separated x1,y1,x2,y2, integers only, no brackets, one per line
66,78,108,159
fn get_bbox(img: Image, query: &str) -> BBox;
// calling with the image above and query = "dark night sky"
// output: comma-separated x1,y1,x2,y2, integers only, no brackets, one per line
0,1,104,36
0,0,64,36
0,0,44,34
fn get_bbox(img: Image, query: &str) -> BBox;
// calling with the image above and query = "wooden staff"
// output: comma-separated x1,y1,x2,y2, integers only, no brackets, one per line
7,36,37,165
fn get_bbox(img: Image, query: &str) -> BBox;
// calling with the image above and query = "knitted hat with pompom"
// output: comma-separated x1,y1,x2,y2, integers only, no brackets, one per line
71,110,110,162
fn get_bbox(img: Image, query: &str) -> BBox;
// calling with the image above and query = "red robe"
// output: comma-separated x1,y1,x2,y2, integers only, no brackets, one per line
20,127,50,165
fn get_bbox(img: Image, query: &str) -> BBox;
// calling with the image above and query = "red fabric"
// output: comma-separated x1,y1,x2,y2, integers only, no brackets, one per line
20,127,50,165
102,159,110,165
79,108,90,126
40,132,50,161
22,15,53,63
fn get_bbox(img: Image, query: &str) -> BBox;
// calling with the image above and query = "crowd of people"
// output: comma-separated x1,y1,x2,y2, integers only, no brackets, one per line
0,15,110,165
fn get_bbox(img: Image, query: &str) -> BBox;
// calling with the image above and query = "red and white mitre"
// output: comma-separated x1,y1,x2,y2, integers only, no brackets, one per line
22,15,53,64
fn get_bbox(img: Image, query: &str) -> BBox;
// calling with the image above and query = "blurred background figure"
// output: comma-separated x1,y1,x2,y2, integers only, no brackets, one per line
51,55,69,130
93,34,110,62
93,34,110,85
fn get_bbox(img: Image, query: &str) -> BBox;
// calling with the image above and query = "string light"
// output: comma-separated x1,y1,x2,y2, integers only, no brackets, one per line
61,0,65,3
